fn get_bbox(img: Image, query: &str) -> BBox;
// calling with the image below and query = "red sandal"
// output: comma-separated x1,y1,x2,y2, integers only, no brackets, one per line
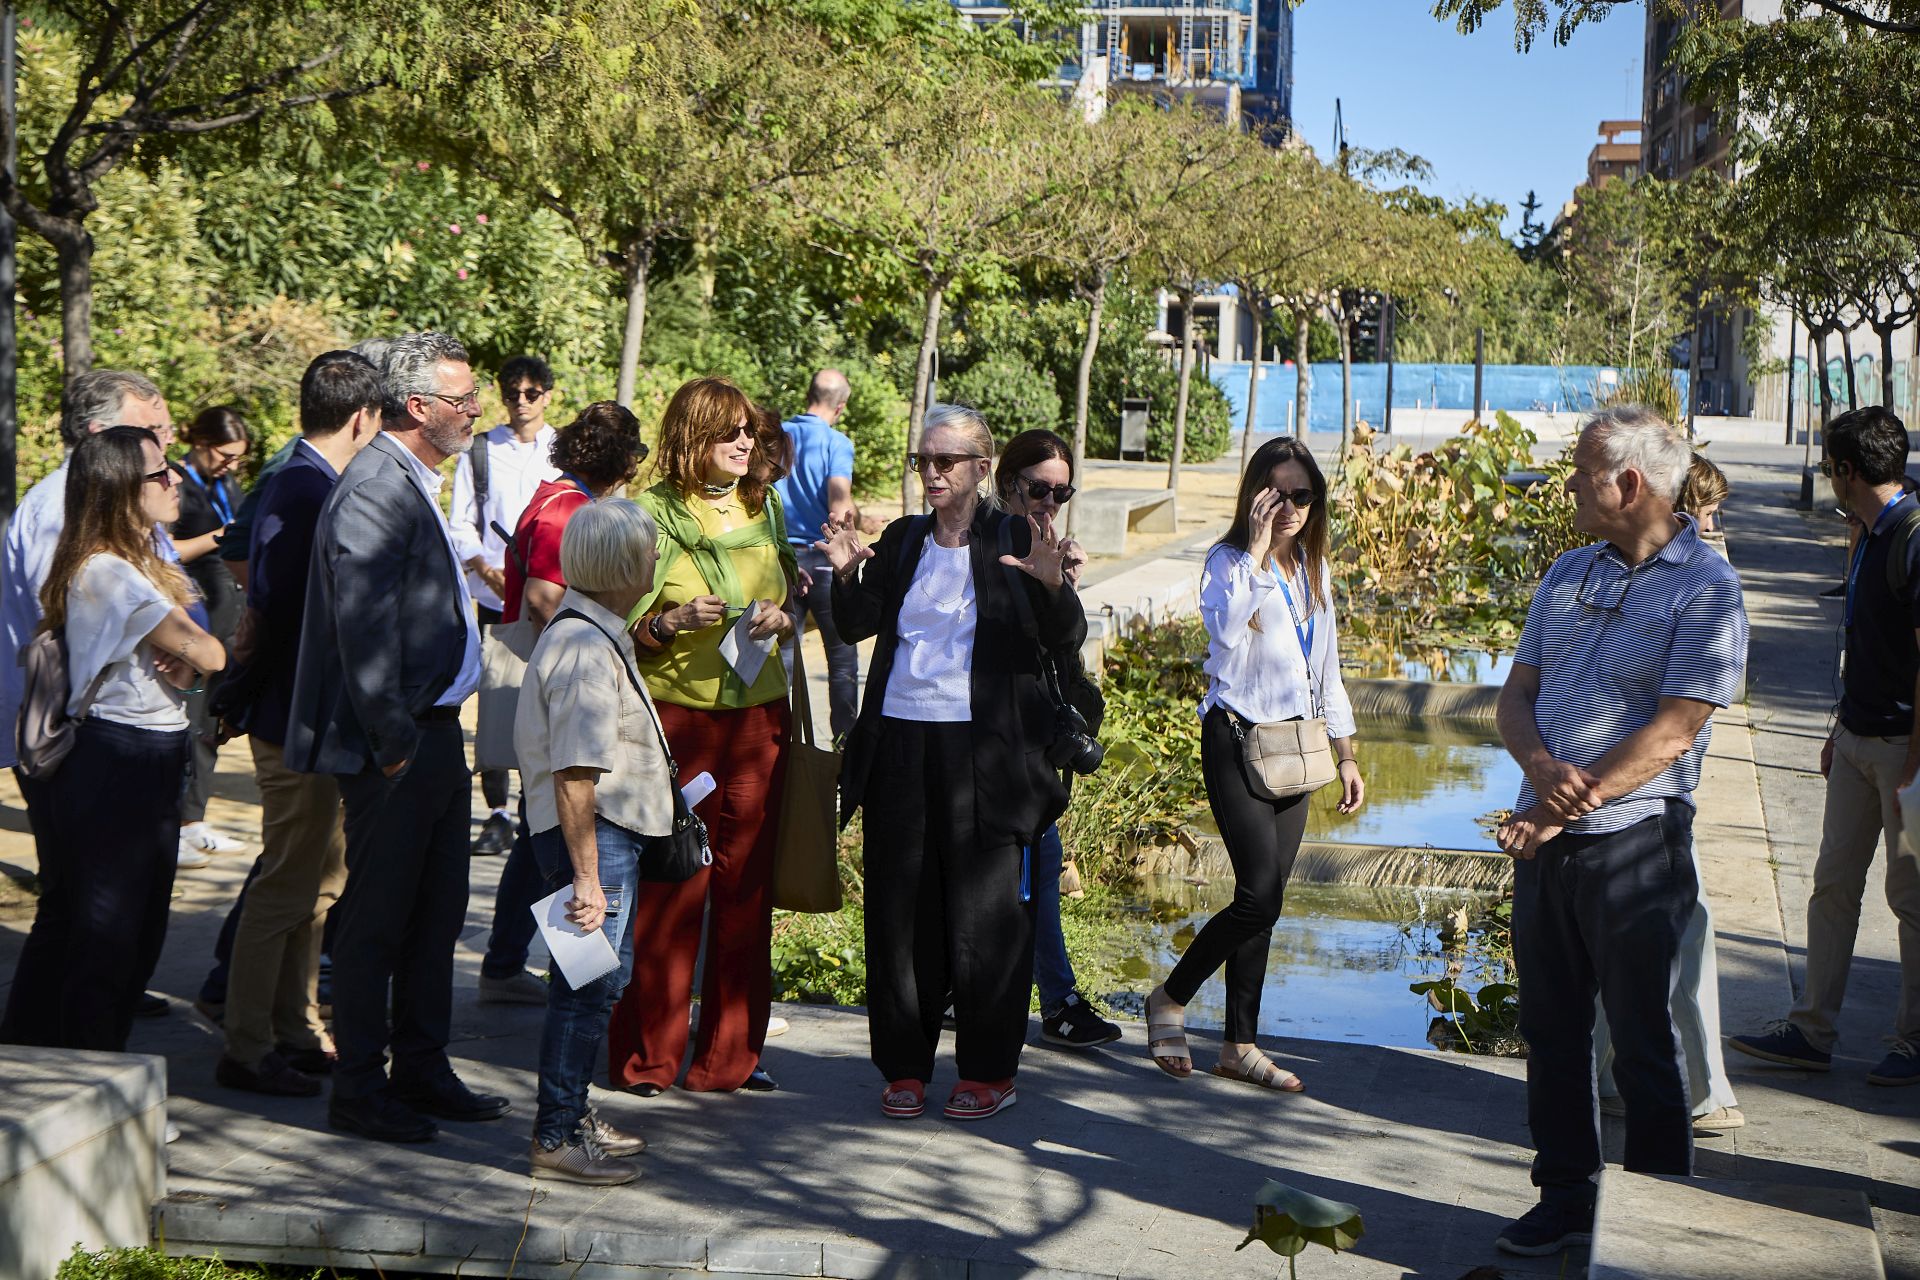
881,1079,926,1119
945,1078,1017,1121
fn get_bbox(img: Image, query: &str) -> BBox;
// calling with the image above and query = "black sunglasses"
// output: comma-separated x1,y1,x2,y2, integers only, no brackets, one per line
1271,487,1317,508
1021,477,1076,505
906,451,984,475
503,386,550,403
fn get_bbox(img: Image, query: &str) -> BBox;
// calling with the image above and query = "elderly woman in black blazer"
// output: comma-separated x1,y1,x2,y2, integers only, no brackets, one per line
816,403,1085,1123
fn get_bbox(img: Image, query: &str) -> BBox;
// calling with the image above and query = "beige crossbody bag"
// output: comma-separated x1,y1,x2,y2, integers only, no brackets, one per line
1231,563,1337,801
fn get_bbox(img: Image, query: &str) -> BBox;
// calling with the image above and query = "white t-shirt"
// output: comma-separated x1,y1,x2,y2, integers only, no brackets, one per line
66,553,189,730
882,540,975,722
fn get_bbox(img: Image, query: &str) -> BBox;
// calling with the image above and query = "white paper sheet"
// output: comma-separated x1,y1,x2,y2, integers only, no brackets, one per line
717,608,775,686
529,886,620,989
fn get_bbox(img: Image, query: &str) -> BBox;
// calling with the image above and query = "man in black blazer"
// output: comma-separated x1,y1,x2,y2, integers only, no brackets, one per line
287,331,507,1143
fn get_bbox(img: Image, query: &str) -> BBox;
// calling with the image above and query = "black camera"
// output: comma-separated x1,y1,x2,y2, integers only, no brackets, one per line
1047,702,1105,776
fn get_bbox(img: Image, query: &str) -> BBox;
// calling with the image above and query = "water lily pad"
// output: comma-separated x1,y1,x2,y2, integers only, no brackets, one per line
1237,1179,1365,1258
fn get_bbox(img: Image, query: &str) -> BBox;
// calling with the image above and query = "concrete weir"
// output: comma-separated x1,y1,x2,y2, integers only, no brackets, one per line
1136,836,1513,893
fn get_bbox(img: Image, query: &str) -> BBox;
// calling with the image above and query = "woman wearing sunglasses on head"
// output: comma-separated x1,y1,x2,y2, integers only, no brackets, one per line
1147,436,1364,1092
611,377,797,1097
991,430,1121,1049
816,405,1085,1121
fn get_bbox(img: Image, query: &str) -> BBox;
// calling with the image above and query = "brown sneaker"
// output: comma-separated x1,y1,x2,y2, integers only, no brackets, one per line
530,1130,642,1185
584,1107,647,1157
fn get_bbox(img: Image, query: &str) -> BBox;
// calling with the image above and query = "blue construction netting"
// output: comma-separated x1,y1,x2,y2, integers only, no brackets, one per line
1208,361,1691,435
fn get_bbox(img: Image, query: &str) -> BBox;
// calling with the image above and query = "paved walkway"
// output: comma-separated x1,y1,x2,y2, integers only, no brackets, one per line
2,444,1917,1276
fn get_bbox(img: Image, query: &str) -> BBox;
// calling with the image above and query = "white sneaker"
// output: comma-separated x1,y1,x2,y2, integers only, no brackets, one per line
767,1015,789,1038
180,822,246,854
176,840,212,870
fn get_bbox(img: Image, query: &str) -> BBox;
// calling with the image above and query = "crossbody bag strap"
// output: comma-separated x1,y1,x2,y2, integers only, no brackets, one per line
549,608,683,793
469,433,491,541
996,516,1067,702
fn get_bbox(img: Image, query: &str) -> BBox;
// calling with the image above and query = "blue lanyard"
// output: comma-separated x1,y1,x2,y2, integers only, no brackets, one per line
181,462,234,525
1845,493,1906,630
1272,556,1316,663
559,470,594,498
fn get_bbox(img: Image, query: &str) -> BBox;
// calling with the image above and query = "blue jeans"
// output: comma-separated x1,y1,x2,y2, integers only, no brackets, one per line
532,817,641,1146
482,799,543,979
1032,825,1076,1009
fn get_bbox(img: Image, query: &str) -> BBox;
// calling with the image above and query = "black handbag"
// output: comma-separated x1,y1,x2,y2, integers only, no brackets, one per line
549,608,712,883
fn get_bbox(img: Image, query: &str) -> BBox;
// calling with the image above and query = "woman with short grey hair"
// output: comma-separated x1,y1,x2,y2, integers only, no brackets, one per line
515,498,673,1186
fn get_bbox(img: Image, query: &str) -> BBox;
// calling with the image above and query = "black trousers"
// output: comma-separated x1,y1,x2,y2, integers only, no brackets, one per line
330,718,472,1100
863,718,1034,1084
1,721,189,1051
1514,801,1698,1206
474,605,509,810
1164,705,1312,1042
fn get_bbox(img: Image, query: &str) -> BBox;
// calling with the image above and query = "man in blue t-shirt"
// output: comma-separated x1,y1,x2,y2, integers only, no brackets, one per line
775,369,858,738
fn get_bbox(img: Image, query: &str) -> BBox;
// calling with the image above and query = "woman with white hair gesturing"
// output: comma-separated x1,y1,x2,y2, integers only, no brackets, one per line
515,498,676,1187
817,403,1085,1123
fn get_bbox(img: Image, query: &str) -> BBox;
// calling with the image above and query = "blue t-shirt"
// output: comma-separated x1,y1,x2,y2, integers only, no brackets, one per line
773,412,853,546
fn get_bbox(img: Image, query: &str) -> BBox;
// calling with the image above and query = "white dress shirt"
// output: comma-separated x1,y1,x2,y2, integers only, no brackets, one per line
1198,543,1356,740
393,440,483,706
0,461,72,767
449,423,561,611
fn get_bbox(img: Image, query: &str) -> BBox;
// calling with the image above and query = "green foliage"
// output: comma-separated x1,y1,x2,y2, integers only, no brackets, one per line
56,1245,321,1280
942,352,1064,441
771,907,868,1005
1411,896,1524,1056
1237,1180,1366,1273
839,360,913,501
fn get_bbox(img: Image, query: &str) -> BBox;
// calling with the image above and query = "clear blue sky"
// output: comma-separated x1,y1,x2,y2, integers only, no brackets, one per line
1289,1,1646,235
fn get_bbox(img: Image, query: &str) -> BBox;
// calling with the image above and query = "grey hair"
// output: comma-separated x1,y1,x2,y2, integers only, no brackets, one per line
1582,404,1691,504
921,402,996,505
60,369,163,447
350,336,393,371
559,498,659,594
381,331,469,417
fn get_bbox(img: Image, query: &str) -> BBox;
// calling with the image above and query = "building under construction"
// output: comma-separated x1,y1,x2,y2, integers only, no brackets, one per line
951,0,1294,133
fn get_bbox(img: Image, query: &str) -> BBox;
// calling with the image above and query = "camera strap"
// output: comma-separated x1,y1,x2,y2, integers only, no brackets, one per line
996,516,1070,707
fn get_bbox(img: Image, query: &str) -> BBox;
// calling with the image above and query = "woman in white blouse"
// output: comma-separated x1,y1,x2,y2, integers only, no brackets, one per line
2,426,225,1053
1146,436,1364,1092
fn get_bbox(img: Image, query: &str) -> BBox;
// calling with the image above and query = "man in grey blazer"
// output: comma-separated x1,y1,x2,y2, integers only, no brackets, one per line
287,331,508,1143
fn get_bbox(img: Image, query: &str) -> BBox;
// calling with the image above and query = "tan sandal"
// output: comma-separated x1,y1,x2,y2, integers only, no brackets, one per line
1212,1046,1304,1093
1146,986,1192,1078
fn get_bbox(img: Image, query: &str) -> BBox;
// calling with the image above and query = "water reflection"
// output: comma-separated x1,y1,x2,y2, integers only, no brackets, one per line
1343,644,1515,685
1098,878,1491,1048
1309,724,1521,850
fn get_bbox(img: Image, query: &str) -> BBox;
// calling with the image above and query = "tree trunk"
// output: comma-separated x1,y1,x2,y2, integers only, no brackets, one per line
1841,324,1858,408
904,278,946,515
1815,327,1834,427
614,240,652,408
1166,287,1197,491
1327,300,1353,455
1069,267,1107,538
1240,302,1264,473
1293,303,1311,442
55,224,95,382
1881,323,1897,408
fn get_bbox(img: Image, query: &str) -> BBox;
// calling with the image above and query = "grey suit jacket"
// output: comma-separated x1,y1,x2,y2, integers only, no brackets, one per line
285,432,470,776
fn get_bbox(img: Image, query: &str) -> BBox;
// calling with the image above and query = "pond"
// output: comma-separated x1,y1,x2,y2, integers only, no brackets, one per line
1342,645,1515,685
1095,878,1497,1050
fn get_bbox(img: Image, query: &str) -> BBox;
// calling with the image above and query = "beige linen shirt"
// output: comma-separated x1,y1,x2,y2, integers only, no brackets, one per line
515,589,674,838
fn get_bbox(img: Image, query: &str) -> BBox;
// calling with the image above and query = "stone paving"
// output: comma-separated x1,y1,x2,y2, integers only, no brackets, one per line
2,441,1917,1277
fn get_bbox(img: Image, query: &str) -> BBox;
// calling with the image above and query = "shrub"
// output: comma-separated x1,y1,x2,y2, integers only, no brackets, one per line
942,352,1063,442
838,358,911,502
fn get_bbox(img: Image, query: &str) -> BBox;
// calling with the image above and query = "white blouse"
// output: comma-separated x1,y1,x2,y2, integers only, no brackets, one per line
1198,544,1356,740
882,540,975,723
66,553,189,731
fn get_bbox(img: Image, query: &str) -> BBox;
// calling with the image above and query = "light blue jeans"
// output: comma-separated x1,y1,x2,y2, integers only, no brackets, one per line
532,817,641,1147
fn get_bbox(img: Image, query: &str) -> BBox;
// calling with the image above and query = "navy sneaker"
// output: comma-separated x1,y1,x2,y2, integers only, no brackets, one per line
1495,1200,1594,1256
1726,1020,1832,1071
1868,1038,1920,1086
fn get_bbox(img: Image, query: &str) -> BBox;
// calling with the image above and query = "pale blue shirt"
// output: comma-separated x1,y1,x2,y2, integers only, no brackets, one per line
0,461,72,768
392,440,482,707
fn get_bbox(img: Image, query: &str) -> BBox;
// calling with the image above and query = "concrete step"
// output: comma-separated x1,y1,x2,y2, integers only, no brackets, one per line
1590,1170,1885,1280
0,1046,166,1280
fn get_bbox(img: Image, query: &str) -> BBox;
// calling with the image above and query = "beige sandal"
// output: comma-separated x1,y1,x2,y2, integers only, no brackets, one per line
1146,986,1192,1078
1213,1046,1305,1093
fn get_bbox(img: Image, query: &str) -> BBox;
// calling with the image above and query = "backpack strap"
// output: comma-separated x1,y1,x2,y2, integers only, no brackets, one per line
1886,508,1920,598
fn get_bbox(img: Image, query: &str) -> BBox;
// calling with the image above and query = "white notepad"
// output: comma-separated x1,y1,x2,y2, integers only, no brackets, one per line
529,887,620,988
717,609,775,686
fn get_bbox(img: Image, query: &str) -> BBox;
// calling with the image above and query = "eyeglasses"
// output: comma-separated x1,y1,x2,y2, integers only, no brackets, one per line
144,468,177,488
503,386,550,404
714,423,753,444
1272,487,1317,508
907,452,985,475
1020,477,1076,505
1572,554,1647,614
421,389,482,410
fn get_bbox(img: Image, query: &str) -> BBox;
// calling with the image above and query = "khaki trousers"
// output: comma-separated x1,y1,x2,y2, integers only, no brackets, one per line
222,737,348,1067
1788,727,1920,1052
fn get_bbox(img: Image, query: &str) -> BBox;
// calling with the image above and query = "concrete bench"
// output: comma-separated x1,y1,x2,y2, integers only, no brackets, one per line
1073,487,1177,557
1591,1170,1884,1279
1,1046,166,1280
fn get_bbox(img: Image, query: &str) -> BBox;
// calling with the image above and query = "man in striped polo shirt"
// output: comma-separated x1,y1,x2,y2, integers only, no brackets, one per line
1490,405,1750,1257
